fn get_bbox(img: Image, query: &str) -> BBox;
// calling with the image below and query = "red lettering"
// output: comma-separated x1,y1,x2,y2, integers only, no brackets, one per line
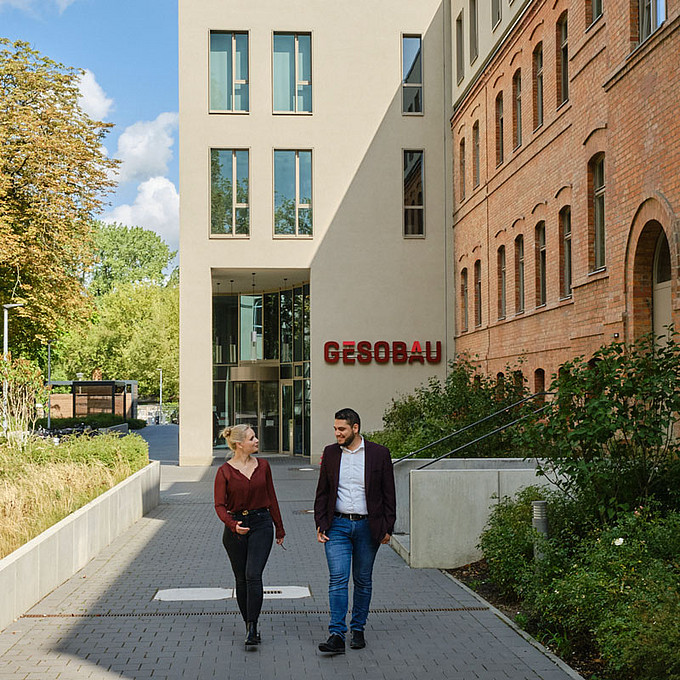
324,341,340,364
374,341,390,364
357,341,372,364
426,341,442,364
409,340,424,364
392,341,407,364
342,341,356,364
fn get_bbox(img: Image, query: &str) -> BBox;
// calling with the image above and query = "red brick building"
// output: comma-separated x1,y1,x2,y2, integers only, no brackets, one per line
452,0,679,390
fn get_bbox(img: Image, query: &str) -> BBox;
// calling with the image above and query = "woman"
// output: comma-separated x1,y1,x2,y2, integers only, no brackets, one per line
214,424,285,647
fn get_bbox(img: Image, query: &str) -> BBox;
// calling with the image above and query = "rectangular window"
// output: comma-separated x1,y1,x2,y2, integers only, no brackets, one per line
498,246,506,319
461,268,469,332
456,14,465,84
593,156,605,269
274,150,313,236
404,150,424,236
496,93,504,166
640,0,665,41
474,260,482,327
402,35,423,114
557,14,569,106
210,32,249,112
533,44,543,129
513,70,522,148
515,235,525,313
473,121,480,187
469,0,478,62
210,149,249,236
273,33,312,113
591,0,603,22
560,206,572,297
492,0,502,27
459,138,466,201
535,222,546,306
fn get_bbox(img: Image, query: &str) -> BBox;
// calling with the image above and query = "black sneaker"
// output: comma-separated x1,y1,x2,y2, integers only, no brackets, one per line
318,634,345,654
350,630,366,649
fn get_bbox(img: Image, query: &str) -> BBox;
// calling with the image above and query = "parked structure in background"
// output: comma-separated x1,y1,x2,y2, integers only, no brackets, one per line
47,381,138,421
178,0,679,464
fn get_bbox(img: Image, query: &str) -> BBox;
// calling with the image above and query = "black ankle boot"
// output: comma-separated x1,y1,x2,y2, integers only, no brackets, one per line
245,621,259,646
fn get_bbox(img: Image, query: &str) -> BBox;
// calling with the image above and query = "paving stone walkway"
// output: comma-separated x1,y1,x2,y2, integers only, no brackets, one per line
0,426,582,679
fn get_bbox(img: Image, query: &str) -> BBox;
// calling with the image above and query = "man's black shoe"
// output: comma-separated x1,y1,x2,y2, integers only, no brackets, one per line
318,634,345,654
349,630,366,649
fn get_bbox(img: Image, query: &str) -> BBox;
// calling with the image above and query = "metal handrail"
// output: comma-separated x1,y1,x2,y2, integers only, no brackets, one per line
391,391,553,466
415,403,550,470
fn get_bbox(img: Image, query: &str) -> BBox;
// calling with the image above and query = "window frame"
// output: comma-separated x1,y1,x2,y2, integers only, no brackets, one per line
456,13,465,84
535,221,547,307
459,138,466,201
639,0,666,42
209,31,250,114
469,0,479,63
515,234,525,314
556,13,569,107
533,43,543,130
559,206,572,298
272,32,313,115
461,268,469,332
402,34,424,115
474,260,482,327
513,69,522,149
273,149,314,238
496,92,504,166
403,149,425,238
497,245,506,320
492,0,502,28
591,154,606,270
210,148,250,237
472,121,480,187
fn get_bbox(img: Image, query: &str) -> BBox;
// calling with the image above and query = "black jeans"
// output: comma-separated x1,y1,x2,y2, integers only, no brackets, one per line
222,509,274,623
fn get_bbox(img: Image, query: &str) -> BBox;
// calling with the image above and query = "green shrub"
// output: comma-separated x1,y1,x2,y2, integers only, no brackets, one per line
369,355,529,459
35,414,146,430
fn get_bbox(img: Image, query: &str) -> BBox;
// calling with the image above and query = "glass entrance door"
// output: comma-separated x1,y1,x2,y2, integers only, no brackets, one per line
232,381,279,453
281,381,293,454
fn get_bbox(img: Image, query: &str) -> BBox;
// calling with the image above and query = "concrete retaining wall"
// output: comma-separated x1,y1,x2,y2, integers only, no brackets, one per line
391,458,555,569
0,460,160,631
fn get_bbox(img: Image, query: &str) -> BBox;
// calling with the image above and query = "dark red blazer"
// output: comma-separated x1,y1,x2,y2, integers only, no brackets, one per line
314,439,396,545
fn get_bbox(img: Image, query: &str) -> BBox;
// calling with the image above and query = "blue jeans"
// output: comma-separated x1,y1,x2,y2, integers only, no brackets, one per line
324,516,379,638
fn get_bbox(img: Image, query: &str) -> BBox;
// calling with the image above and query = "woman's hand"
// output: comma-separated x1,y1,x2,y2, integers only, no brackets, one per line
276,537,284,546
235,521,250,535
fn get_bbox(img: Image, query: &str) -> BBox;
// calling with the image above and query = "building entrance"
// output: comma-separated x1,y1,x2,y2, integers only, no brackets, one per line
232,380,279,453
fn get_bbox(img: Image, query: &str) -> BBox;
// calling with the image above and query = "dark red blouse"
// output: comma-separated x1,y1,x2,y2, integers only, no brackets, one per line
214,458,285,540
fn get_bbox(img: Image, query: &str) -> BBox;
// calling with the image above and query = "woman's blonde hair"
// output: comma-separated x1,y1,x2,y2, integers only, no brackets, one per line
220,423,251,451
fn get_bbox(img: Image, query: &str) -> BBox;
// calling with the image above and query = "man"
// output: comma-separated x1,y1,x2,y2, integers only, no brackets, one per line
314,408,396,654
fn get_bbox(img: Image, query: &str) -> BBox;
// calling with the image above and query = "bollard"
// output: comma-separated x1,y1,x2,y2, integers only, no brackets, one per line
532,500,549,560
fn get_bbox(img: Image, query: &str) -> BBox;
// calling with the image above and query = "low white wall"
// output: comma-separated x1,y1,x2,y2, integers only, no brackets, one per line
0,460,160,631
407,466,554,569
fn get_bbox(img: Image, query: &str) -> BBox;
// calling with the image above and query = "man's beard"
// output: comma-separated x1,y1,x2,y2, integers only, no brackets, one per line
339,431,356,448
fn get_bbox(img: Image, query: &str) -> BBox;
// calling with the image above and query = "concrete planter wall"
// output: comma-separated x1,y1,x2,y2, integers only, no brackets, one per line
0,460,160,631
391,458,555,569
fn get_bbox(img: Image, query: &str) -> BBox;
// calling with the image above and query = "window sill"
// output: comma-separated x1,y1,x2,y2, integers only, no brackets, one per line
585,12,604,33
556,98,570,112
402,111,424,117
272,111,313,116
209,110,249,115
558,294,573,303
209,234,250,239
588,266,607,277
535,303,546,310
273,234,314,240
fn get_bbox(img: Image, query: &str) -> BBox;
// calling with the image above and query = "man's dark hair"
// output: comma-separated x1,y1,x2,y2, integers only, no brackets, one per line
335,408,361,431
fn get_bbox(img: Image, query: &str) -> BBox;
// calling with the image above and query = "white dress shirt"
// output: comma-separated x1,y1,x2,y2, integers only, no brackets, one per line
335,436,368,515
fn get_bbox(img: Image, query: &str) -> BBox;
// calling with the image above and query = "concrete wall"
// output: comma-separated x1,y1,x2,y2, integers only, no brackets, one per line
0,461,160,632
396,462,554,568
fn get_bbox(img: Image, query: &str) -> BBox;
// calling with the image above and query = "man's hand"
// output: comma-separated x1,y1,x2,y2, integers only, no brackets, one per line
380,533,391,545
235,521,250,535
317,528,329,543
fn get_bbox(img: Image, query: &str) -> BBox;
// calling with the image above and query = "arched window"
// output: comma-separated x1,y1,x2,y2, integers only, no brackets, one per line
532,43,543,129
496,92,504,165
556,13,569,106
459,138,466,201
515,235,525,313
559,206,572,297
535,221,546,307
474,260,482,327
497,246,506,319
513,69,522,148
472,121,480,187
461,268,469,332
589,154,606,270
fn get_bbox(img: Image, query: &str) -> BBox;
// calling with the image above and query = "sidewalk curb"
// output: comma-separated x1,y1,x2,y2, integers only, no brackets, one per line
442,571,586,680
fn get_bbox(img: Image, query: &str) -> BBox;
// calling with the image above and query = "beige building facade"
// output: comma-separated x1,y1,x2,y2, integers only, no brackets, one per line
179,0,455,464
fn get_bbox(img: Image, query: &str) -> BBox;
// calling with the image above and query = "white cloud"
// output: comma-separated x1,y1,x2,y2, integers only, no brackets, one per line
55,0,76,11
114,112,178,186
77,69,113,120
0,0,78,12
104,177,179,248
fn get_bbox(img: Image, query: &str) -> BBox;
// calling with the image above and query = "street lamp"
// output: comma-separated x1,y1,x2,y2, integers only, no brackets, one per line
3,303,25,433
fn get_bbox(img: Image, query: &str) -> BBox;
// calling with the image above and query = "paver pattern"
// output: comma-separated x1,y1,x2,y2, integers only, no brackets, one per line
0,426,582,679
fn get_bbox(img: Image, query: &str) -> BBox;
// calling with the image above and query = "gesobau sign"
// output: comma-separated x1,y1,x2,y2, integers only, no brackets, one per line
324,341,442,365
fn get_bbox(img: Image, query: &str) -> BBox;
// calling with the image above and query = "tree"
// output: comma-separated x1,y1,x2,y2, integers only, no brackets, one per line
0,40,118,356
55,282,179,399
89,221,176,296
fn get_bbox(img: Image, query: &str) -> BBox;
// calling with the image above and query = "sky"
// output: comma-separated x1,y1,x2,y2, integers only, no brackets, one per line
0,0,180,252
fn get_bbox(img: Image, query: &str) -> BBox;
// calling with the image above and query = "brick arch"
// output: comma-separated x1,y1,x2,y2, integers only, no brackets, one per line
625,197,677,342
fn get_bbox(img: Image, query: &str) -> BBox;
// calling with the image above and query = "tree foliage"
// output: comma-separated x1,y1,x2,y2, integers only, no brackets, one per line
523,332,680,520
0,40,118,355
89,221,176,296
55,282,179,399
